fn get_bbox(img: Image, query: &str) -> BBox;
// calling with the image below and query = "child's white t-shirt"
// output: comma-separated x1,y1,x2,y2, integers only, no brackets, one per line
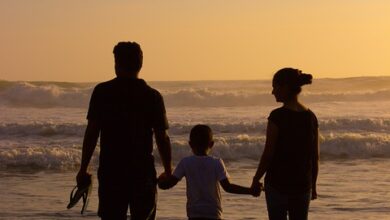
173,155,229,219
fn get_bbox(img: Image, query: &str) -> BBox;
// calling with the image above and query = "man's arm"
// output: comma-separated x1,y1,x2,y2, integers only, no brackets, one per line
154,129,172,175
77,120,100,186
311,128,319,200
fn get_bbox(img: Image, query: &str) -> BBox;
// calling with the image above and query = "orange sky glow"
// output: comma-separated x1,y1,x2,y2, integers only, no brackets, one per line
1,1,389,81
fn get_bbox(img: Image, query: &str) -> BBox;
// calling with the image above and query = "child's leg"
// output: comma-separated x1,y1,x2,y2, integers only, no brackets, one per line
129,176,157,220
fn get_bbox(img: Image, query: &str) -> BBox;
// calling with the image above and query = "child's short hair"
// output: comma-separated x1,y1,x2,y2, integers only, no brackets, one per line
190,124,213,150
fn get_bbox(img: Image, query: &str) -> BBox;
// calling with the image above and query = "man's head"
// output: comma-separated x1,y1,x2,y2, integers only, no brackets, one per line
113,41,143,77
189,124,214,155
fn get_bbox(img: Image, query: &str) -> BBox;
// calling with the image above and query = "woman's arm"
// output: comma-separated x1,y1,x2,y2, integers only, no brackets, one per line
311,128,319,200
252,121,278,186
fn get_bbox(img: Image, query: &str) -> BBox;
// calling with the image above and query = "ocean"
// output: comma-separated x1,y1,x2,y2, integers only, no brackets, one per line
0,77,390,219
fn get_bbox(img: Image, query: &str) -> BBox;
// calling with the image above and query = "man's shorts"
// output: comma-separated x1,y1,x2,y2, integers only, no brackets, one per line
97,169,157,220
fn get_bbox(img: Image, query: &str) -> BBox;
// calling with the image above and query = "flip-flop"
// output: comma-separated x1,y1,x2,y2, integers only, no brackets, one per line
67,174,93,214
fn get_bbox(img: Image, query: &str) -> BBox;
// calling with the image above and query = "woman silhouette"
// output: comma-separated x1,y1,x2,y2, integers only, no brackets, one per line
252,68,319,220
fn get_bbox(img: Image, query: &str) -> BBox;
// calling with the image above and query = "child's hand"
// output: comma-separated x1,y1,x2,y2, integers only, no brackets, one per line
250,181,263,197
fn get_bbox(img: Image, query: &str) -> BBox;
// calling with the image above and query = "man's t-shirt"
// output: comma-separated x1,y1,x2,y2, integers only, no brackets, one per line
87,77,168,179
173,155,229,219
265,107,318,194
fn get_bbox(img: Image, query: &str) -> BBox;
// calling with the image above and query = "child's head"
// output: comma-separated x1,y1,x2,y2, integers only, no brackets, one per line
189,124,214,155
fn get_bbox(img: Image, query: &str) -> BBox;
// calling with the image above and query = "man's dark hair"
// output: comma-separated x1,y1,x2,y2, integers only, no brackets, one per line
113,41,143,73
190,124,213,150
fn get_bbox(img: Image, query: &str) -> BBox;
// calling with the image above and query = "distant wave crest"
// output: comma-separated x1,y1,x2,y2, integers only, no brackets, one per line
0,146,85,170
1,119,389,138
0,82,91,108
1,80,390,107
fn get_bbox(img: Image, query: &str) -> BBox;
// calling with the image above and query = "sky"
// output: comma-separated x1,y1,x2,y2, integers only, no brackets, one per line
0,0,389,82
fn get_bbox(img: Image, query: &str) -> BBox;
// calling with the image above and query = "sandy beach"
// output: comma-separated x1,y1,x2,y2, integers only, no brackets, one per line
1,159,389,220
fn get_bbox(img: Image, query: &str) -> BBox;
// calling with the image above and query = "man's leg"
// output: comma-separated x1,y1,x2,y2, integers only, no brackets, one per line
98,181,130,220
129,176,157,220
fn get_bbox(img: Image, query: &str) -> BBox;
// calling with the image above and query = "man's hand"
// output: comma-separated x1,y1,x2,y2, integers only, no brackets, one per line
76,170,91,188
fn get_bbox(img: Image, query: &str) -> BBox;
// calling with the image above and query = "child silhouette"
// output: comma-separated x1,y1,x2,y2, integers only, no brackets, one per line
158,124,261,220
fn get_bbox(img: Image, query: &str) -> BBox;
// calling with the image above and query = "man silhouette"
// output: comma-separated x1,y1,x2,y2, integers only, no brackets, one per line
76,41,172,220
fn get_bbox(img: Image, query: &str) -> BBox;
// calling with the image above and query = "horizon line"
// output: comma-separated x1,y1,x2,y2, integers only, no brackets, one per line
1,75,390,84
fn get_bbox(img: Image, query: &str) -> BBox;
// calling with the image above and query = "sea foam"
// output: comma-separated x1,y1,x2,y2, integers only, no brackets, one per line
1,133,389,170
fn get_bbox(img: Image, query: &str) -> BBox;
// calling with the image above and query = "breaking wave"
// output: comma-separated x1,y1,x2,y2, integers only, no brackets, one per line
1,131,389,170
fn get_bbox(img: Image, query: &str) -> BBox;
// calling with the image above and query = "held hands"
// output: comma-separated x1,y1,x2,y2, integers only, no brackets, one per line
157,172,172,190
250,179,263,197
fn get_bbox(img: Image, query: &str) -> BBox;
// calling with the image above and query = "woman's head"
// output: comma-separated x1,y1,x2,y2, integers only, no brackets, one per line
272,68,312,102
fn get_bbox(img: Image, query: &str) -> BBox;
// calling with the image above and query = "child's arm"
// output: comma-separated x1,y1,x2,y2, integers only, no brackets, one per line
220,178,261,196
158,173,179,190
159,158,185,190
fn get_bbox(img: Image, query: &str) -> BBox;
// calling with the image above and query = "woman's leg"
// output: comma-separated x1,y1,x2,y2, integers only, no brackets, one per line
265,184,288,220
188,218,220,220
287,191,311,220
